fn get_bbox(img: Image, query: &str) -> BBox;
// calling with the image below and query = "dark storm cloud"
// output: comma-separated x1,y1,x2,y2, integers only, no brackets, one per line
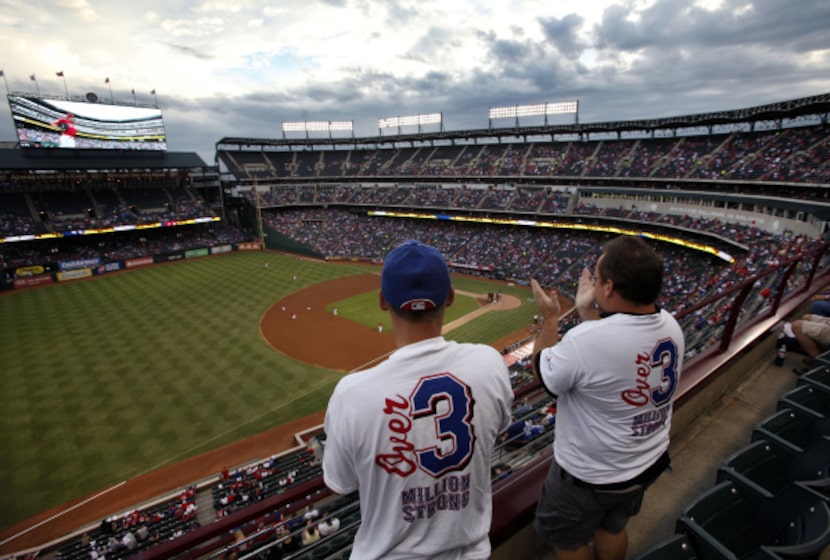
472,28,581,94
157,1,830,163
595,0,830,52
403,27,463,63
539,13,586,60
484,33,535,67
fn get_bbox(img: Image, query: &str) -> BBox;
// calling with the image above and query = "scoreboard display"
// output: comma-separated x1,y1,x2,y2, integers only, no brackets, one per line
7,94,167,151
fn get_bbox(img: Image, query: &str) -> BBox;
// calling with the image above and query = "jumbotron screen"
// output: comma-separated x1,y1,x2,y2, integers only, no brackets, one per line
8,94,167,151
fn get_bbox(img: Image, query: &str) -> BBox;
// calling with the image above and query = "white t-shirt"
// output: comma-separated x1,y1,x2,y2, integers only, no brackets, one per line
538,310,684,484
323,337,513,560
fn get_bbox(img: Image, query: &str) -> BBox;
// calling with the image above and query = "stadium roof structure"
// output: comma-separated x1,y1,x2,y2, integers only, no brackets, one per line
216,92,830,151
0,148,208,171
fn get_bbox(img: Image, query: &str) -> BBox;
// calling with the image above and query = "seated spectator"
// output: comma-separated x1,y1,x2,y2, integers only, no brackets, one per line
122,530,137,551
301,519,320,546
522,418,544,439
317,513,340,537
792,314,830,373
279,528,301,555
810,292,830,317
302,504,319,521
492,463,512,481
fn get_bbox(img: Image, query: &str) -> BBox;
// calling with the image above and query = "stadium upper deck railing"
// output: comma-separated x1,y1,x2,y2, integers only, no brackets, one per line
131,241,830,560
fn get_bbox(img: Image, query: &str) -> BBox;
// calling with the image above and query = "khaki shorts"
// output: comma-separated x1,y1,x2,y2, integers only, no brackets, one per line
802,315,830,346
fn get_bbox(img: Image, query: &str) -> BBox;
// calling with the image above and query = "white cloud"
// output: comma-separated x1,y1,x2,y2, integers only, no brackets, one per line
0,0,826,163
57,0,98,21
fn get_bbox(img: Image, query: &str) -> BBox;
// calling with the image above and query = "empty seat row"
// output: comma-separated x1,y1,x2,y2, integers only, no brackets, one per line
635,364,830,560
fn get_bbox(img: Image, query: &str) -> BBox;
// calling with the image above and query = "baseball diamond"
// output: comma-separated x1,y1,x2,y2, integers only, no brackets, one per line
0,252,536,554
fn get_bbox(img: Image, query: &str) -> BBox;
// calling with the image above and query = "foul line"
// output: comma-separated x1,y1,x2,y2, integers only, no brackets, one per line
351,350,395,373
1,481,126,547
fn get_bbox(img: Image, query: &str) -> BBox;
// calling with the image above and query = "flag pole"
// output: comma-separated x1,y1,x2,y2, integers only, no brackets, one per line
105,77,113,103
131,88,137,106
151,89,158,107
57,71,68,97
30,74,40,95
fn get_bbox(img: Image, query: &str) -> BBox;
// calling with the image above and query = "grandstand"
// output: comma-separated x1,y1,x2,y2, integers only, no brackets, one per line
1,92,829,560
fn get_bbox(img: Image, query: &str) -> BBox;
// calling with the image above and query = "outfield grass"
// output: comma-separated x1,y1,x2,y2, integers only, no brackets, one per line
0,251,534,531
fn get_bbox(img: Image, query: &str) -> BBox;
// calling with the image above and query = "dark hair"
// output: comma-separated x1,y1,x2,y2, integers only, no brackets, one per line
597,236,664,305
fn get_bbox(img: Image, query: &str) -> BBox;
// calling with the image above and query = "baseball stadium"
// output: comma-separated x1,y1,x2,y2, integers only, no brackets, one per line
1,90,830,560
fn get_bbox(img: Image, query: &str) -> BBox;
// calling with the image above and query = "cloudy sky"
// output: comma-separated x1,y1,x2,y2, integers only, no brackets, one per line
1,0,828,163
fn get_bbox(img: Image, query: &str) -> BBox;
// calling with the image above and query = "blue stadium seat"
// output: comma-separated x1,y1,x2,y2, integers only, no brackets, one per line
787,439,830,492
777,383,830,420
633,533,699,560
751,408,824,453
716,439,795,499
676,480,830,560
813,349,830,365
718,438,830,500
797,364,830,392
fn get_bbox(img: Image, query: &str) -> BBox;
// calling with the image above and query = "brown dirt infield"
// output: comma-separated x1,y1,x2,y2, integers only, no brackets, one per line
259,273,523,372
260,274,396,371
0,272,528,556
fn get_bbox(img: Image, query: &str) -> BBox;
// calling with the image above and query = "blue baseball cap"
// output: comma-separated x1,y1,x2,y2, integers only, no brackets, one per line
381,240,451,311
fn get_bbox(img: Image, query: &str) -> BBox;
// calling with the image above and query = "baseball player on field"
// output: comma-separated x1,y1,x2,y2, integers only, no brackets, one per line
322,240,513,559
530,235,685,560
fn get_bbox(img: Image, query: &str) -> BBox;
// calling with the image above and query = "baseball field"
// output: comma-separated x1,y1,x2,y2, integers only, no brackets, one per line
0,250,537,537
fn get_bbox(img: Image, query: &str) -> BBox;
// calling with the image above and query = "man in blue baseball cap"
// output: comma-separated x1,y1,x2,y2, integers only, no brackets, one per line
323,240,514,559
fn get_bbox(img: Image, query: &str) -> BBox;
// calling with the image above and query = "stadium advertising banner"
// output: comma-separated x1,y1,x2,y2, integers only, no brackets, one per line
59,257,101,272
56,268,93,282
7,94,167,151
13,275,53,289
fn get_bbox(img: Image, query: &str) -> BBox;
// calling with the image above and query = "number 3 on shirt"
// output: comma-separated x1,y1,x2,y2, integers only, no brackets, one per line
411,373,476,478
650,339,679,407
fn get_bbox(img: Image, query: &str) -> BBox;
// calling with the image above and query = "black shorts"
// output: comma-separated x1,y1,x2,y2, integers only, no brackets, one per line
533,460,647,550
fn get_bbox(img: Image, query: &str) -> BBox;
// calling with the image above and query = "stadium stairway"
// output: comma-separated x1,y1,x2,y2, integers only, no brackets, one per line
195,492,216,529
501,326,805,560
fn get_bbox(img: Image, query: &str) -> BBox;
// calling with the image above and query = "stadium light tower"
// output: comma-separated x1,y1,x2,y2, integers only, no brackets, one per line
378,112,443,136
281,120,354,139
488,100,578,128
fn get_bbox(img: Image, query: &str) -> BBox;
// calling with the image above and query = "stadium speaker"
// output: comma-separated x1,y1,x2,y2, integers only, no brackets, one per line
86,92,98,102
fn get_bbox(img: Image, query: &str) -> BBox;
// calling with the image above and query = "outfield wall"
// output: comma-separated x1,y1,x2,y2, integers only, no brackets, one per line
1,242,262,292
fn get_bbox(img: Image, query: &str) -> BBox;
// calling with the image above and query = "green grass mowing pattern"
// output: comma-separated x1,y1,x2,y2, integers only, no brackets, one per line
0,252,534,531
445,277,538,344
328,289,480,332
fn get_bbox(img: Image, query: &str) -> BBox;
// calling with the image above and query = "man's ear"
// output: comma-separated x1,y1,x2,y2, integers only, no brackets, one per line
379,290,390,311
602,279,614,299
445,287,455,308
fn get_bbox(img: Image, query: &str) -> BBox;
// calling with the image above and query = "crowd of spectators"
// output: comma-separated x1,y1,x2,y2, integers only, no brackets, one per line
0,180,217,239
219,122,830,186
260,205,825,358
213,449,321,519
1,223,251,276
244,184,574,214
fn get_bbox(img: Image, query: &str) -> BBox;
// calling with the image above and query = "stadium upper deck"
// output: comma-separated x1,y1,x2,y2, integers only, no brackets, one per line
215,93,830,188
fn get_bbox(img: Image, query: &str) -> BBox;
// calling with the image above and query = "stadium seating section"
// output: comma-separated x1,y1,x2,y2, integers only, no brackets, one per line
631,358,830,560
